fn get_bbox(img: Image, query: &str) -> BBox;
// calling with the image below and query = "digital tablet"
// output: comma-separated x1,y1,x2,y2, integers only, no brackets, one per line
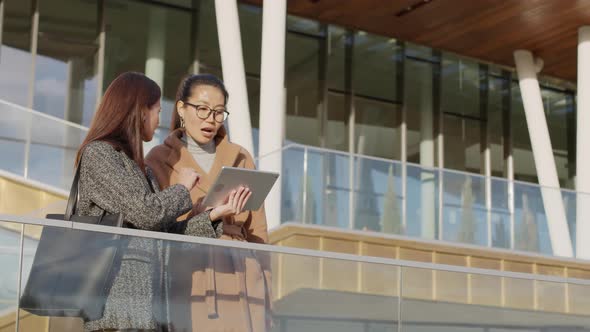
201,167,280,211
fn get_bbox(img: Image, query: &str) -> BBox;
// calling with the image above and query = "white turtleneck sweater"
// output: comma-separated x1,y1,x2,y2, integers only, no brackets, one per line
182,134,217,174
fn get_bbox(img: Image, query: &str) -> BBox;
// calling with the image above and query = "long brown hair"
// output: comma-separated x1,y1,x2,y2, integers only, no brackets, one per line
76,72,161,171
170,74,229,131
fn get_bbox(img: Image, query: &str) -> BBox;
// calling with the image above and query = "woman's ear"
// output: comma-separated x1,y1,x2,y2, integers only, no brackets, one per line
176,100,185,118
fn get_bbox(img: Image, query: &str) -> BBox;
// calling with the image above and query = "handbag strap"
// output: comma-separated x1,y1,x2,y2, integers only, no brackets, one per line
64,158,82,221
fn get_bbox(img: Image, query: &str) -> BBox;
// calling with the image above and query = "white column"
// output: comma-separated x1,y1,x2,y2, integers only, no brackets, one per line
420,76,436,239
145,7,166,89
513,50,573,257
214,0,254,155
258,0,286,230
143,7,167,152
576,26,590,259
95,0,105,108
65,58,85,124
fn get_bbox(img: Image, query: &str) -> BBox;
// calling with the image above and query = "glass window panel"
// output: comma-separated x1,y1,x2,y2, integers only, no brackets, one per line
488,74,508,178
442,172,487,246
443,115,481,173
105,0,193,145
441,53,480,118
512,82,538,183
0,101,30,176
542,88,575,189
490,178,511,249
0,0,33,106
239,3,262,76
327,25,347,92
16,222,401,331
287,15,321,35
285,32,320,146
326,91,348,152
513,182,552,255
354,158,403,234
0,221,23,320
353,32,399,101
405,58,435,166
402,267,589,331
355,97,401,160
405,42,436,62
246,76,261,154
33,0,99,125
281,146,305,223
441,54,482,173
406,164,439,239
196,0,221,70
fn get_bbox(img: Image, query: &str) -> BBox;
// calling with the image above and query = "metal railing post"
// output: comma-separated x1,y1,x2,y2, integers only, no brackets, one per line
302,147,309,224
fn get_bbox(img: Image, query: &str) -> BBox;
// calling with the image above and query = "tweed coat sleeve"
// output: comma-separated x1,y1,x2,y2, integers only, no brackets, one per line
80,141,193,231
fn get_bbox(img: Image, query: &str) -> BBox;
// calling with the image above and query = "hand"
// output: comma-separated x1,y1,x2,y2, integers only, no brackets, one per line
178,167,200,190
209,186,252,221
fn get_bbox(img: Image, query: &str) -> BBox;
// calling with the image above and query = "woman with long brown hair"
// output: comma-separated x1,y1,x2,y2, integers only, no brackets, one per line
146,74,271,332
75,72,251,331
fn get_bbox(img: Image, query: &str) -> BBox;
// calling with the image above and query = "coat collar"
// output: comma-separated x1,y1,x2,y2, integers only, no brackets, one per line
164,128,241,193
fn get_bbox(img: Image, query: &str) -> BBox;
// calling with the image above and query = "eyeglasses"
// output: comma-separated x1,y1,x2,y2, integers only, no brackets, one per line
183,102,229,123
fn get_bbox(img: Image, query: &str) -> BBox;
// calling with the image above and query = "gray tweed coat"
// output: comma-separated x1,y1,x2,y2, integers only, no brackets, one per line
77,141,222,331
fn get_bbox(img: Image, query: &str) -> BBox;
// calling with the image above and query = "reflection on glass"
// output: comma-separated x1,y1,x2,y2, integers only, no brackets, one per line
285,32,320,146
404,58,435,165
0,101,30,176
239,4,262,76
405,164,439,239
15,222,402,332
401,266,590,331
354,158,403,234
542,88,575,189
355,97,401,160
353,32,399,101
441,54,482,173
0,221,22,323
105,0,193,135
442,172,487,246
325,92,348,152
512,82,538,183
491,178,510,249
327,25,347,92
281,146,305,223
287,14,321,35
197,0,221,70
513,182,551,255
488,74,508,178
33,0,99,125
0,0,33,106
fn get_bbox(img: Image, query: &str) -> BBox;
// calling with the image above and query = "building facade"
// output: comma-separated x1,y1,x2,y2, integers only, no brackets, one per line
0,0,588,257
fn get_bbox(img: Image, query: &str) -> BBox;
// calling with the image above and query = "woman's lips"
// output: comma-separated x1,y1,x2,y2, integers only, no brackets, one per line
201,128,214,138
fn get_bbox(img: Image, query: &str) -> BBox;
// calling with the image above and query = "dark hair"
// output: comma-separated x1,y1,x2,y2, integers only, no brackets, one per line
76,72,161,171
170,74,229,130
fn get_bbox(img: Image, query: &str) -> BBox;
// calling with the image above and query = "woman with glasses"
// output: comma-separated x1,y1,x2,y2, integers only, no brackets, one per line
145,74,271,332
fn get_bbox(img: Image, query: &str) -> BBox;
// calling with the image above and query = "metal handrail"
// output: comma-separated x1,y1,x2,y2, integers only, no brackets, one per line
0,99,89,131
2,213,589,286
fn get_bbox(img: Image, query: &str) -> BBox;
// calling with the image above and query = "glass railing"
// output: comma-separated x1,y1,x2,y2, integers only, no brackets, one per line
0,214,589,332
274,144,579,257
0,99,581,258
0,99,87,191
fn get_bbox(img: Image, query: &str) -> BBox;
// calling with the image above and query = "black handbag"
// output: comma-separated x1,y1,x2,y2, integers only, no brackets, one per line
19,159,127,321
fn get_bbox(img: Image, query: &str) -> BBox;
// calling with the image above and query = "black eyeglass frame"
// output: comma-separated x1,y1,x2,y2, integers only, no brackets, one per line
183,101,230,123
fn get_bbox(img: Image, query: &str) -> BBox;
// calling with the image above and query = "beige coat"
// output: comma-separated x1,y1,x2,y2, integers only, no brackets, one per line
145,128,272,332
